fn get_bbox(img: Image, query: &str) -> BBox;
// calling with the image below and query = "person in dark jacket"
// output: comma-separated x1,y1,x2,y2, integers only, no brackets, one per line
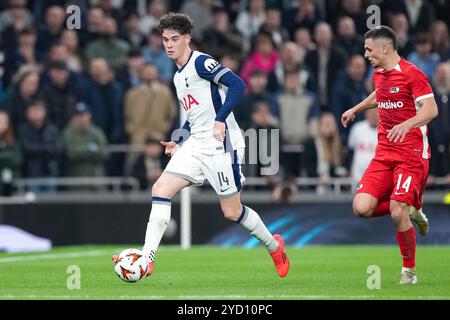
130,134,164,191
41,60,80,131
18,100,61,192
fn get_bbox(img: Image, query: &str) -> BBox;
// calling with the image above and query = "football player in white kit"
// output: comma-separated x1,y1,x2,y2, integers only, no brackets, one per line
114,13,290,278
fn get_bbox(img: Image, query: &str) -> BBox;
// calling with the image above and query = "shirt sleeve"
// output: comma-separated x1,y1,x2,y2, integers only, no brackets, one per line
408,67,434,103
194,54,231,84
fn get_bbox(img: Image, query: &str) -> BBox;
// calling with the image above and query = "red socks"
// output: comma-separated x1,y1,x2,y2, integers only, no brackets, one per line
396,226,416,268
373,200,390,217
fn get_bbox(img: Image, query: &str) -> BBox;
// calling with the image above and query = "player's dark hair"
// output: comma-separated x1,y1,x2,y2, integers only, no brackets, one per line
364,26,398,51
158,13,194,36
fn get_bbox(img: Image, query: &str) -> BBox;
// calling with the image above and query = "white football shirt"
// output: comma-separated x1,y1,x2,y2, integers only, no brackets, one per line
173,50,245,155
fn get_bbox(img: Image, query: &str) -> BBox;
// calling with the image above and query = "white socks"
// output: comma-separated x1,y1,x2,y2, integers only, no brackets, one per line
142,197,172,261
237,206,279,253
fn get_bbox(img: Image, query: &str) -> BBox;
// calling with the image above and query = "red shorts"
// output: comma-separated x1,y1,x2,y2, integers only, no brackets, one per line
356,149,429,209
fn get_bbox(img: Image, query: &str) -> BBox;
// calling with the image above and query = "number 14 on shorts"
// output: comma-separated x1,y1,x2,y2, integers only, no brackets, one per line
395,174,412,195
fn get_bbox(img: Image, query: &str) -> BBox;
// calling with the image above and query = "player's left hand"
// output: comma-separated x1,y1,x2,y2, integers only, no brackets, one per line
386,120,413,143
213,121,226,142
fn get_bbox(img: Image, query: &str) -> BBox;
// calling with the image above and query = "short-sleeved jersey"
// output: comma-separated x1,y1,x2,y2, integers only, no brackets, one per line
173,50,245,155
373,58,434,159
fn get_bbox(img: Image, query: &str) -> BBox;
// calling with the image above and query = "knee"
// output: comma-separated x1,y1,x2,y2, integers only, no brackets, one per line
221,204,243,222
390,202,407,222
151,181,169,199
352,201,374,218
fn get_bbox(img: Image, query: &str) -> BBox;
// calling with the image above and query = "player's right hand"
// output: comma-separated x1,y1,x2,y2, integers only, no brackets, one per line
160,141,179,157
341,108,357,128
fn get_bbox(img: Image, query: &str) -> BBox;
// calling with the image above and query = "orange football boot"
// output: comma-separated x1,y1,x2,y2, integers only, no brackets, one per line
269,234,290,277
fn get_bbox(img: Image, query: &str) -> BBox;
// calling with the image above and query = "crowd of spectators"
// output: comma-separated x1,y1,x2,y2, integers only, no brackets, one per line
0,0,449,196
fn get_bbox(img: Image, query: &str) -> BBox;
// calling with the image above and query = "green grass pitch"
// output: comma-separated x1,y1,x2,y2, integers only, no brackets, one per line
0,245,449,300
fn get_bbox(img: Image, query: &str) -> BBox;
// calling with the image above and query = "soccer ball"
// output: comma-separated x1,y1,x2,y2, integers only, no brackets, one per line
113,249,149,283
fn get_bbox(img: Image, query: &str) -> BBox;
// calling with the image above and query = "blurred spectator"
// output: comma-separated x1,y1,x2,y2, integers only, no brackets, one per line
431,0,450,29
258,7,289,49
240,32,279,87
272,177,298,203
347,108,378,184
333,16,364,58
0,1,32,54
428,62,450,185
1,68,41,133
0,0,33,34
0,110,22,196
41,60,79,131
18,100,61,190
268,41,313,94
382,0,435,34
142,27,174,84
180,0,213,41
305,112,346,193
305,22,347,111
79,6,105,47
277,69,320,178
4,28,44,85
283,0,322,37
246,100,279,186
139,0,168,34
60,30,84,73
235,0,266,52
403,0,435,34
130,133,164,190
390,13,415,58
82,58,124,144
407,32,440,79
331,54,368,143
116,49,146,92
333,0,367,35
124,63,176,168
430,20,450,62
294,27,316,52
120,11,146,49
96,0,123,23
201,5,244,60
36,5,66,52
63,102,109,178
219,53,240,73
235,69,274,130
85,17,131,71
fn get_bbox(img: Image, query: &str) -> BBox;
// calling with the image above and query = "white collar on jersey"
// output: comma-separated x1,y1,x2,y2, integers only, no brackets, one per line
377,63,402,73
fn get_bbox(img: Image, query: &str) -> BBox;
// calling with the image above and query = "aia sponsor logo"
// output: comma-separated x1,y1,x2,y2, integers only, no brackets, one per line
180,94,200,111
378,100,404,109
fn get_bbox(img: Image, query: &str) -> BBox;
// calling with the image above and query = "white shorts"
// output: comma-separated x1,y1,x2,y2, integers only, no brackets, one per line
164,140,246,198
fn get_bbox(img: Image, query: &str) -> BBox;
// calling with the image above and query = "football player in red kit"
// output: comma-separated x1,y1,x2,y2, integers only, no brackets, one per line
341,26,438,285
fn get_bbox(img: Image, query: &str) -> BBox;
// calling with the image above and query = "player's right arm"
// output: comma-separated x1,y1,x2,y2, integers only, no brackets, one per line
161,120,191,157
341,90,378,128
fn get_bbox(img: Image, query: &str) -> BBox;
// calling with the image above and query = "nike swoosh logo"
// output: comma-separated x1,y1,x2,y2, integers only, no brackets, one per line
220,187,231,193
394,192,406,195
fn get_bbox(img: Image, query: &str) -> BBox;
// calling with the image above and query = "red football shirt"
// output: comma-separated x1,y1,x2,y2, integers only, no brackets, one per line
372,58,434,159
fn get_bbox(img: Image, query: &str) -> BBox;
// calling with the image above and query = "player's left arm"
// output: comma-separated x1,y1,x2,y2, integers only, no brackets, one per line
195,55,246,142
387,97,438,143
387,68,439,143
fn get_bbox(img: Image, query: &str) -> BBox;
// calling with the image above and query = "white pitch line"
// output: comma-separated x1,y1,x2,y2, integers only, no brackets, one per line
0,250,113,263
1,294,449,300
